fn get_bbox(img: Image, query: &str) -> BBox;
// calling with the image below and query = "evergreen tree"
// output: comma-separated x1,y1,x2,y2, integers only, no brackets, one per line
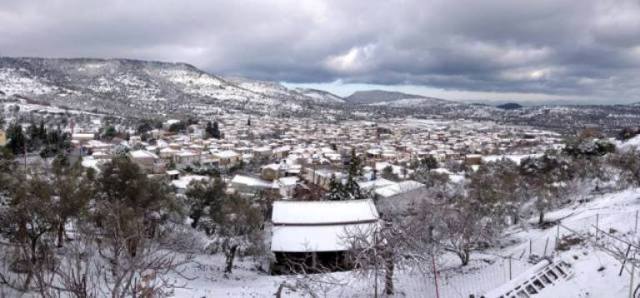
342,149,365,200
185,178,226,230
205,121,221,139
6,122,26,155
212,121,221,139
327,174,343,201
421,155,439,170
247,117,251,127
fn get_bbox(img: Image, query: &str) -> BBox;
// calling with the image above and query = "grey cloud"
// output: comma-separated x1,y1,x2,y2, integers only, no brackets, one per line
1,0,640,101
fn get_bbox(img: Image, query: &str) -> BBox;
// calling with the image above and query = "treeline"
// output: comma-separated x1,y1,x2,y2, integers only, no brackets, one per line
0,154,191,296
4,120,71,158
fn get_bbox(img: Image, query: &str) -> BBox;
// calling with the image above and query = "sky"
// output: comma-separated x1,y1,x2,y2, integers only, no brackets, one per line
1,0,640,104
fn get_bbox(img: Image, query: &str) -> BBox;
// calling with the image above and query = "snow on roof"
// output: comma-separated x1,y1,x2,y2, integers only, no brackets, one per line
271,222,378,252
358,178,397,191
272,199,379,225
176,150,198,157
72,133,94,139
171,175,209,189
166,170,180,175
81,156,102,172
129,150,158,159
277,176,299,186
482,154,542,165
214,150,239,158
231,175,275,189
375,180,425,198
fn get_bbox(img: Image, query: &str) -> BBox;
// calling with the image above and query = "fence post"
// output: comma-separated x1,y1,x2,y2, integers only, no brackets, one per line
595,214,600,245
555,224,560,251
529,239,532,256
509,256,512,280
543,238,549,257
630,259,635,298
635,211,638,234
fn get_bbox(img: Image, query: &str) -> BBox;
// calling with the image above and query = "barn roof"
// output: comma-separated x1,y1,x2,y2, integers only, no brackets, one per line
271,199,379,225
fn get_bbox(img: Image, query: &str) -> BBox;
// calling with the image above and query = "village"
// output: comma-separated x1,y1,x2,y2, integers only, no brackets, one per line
12,100,634,297
3,103,564,260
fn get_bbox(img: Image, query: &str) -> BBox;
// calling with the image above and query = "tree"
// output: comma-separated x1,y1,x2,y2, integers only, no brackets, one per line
51,154,93,247
101,125,117,140
6,122,26,155
94,157,179,257
1,174,57,289
380,165,398,181
440,193,499,266
92,157,188,296
468,158,522,225
347,216,436,296
205,121,221,139
184,178,226,230
342,149,365,200
326,174,343,201
520,153,569,225
204,195,263,274
168,122,186,133
420,155,439,171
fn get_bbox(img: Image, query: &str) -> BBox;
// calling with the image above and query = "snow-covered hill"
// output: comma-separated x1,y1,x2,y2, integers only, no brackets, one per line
369,96,452,107
294,88,345,104
345,90,452,106
0,57,344,117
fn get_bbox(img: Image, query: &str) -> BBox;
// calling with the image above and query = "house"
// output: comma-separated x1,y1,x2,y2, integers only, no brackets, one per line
303,168,343,190
465,154,483,166
171,175,209,194
261,163,283,181
274,176,299,198
270,199,380,274
128,150,165,174
174,150,200,168
71,133,95,145
213,150,241,167
374,180,426,216
230,174,275,196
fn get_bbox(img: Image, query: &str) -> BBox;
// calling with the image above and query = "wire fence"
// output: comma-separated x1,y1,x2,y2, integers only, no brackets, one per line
405,209,640,298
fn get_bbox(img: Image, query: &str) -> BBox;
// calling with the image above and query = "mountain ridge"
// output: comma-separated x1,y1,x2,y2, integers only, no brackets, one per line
345,89,452,106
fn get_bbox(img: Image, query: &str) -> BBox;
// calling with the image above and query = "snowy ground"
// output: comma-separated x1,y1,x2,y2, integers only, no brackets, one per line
169,188,640,297
4,188,640,297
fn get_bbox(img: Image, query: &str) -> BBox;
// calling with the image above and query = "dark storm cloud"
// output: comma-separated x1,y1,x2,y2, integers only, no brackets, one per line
1,0,640,101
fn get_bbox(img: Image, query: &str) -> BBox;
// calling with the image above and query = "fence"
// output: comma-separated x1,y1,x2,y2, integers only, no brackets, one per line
406,209,640,298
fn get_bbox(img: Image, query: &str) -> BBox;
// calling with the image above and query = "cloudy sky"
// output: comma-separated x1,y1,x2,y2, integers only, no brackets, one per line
1,0,640,104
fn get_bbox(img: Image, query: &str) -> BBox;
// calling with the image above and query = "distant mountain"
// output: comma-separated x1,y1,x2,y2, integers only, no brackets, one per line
294,88,345,104
0,57,339,117
344,90,451,106
496,102,523,110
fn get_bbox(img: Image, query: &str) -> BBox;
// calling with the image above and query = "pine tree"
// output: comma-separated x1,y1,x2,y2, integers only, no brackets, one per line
342,149,365,200
327,174,343,201
212,121,221,139
6,122,26,155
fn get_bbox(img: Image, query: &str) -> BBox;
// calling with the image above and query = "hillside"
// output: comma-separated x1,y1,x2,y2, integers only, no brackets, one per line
345,90,451,106
0,57,340,117
294,87,345,104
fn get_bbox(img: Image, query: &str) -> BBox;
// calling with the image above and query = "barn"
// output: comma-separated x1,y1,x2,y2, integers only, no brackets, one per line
270,199,380,274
